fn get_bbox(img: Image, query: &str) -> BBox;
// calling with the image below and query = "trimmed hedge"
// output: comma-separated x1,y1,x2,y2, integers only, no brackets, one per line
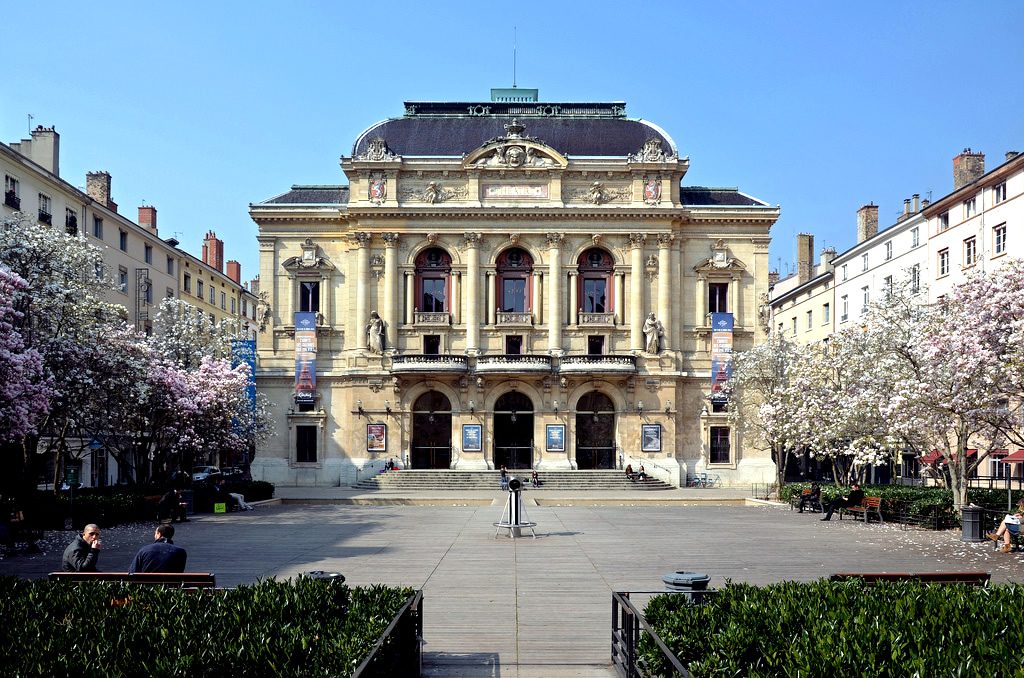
642,580,1024,677
0,576,414,677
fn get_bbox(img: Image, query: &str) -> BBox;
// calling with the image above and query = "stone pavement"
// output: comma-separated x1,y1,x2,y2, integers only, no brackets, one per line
3,498,1023,677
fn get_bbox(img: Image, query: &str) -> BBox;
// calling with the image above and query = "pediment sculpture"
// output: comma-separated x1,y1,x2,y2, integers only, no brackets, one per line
281,238,335,273
693,239,746,273
628,138,677,163
464,119,567,169
357,137,401,162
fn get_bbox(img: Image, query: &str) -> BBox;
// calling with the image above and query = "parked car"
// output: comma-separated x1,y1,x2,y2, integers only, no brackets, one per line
192,466,221,482
221,466,251,482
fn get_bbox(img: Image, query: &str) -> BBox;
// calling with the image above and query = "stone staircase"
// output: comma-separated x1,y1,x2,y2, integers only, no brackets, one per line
353,469,674,491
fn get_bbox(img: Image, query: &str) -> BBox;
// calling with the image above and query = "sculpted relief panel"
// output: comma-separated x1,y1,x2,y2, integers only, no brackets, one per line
399,178,470,204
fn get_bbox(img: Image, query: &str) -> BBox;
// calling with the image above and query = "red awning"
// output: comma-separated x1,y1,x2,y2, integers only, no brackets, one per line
1000,450,1024,464
920,450,943,464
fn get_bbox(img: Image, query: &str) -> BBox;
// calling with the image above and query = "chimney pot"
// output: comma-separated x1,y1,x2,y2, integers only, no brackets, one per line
857,203,879,243
1007,151,1020,161
137,206,157,234
953,149,986,190
86,171,115,212
226,260,241,284
796,233,814,284
912,193,920,213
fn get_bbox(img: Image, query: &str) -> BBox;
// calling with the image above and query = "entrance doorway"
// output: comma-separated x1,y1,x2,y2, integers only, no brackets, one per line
411,391,452,469
575,391,615,469
493,391,534,469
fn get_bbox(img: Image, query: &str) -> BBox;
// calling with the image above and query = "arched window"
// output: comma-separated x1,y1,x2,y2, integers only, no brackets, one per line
496,247,533,313
415,248,452,312
577,248,614,313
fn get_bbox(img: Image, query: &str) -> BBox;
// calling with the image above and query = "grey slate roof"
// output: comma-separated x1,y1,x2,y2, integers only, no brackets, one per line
680,188,766,207
259,186,349,205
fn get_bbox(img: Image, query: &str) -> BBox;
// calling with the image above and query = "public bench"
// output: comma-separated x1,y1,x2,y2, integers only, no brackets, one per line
839,496,883,523
0,511,42,554
830,572,990,586
790,489,823,513
48,572,216,588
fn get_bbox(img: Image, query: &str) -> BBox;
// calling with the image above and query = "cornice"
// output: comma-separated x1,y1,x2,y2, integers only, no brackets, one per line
343,207,690,220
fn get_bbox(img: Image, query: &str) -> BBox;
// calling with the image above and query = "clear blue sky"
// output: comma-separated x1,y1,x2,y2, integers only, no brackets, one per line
4,1,1022,282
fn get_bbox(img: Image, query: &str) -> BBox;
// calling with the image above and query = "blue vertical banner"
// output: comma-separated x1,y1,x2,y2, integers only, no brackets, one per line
230,339,257,412
294,312,317,404
710,312,734,397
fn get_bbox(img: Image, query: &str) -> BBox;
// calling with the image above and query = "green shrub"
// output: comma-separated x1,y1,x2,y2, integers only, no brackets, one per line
0,576,414,677
642,580,1024,677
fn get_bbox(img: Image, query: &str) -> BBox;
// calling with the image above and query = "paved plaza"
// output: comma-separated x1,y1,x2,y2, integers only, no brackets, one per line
3,496,1023,677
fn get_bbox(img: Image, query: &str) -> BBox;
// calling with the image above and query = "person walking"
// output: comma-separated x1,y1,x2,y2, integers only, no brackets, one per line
500,465,508,490
820,483,864,521
128,524,187,574
62,524,101,572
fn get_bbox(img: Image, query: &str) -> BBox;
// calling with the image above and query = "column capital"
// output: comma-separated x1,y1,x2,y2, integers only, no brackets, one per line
382,232,400,247
353,232,372,247
464,232,482,247
657,233,675,247
545,232,565,248
628,233,647,248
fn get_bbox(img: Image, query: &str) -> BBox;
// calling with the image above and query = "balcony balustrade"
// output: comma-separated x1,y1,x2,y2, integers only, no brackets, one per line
414,311,451,326
475,354,552,374
38,210,52,225
4,191,20,209
390,354,468,374
558,354,637,374
578,312,615,326
495,311,533,326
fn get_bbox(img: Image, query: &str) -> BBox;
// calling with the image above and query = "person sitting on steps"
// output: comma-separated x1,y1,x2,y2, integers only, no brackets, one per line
624,464,636,481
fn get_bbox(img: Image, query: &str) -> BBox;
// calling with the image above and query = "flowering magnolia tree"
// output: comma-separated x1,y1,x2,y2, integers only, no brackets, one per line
0,267,50,443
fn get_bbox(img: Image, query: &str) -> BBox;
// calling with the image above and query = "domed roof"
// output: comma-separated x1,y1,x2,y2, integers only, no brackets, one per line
351,101,677,159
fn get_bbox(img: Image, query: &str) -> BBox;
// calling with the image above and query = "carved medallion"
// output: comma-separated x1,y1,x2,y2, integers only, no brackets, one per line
368,174,387,204
629,138,676,163
643,176,662,205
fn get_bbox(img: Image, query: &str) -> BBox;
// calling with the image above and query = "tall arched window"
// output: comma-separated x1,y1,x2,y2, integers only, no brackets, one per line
415,247,452,312
577,248,614,313
496,247,533,313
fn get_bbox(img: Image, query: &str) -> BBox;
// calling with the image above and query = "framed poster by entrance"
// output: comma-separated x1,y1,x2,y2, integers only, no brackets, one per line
641,424,662,452
546,424,566,452
367,423,386,453
462,424,482,452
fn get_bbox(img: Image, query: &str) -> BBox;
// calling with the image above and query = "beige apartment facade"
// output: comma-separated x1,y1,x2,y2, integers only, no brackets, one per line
250,94,780,487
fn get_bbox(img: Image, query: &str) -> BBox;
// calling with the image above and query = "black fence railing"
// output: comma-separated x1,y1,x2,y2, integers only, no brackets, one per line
612,591,694,678
353,590,423,677
4,191,20,209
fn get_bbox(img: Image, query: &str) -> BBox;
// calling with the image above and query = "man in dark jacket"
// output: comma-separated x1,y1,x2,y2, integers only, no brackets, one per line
62,524,101,571
128,524,187,574
821,483,865,521
157,488,188,523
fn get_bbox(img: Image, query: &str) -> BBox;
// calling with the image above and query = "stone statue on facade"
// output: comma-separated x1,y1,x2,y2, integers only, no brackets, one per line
366,311,385,354
643,312,664,353
255,291,272,333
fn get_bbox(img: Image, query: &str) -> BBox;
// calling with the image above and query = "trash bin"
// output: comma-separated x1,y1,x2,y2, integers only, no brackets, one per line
305,570,346,583
180,489,194,515
662,571,711,603
961,506,984,542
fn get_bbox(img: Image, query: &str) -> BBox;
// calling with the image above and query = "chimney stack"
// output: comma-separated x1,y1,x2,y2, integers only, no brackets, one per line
856,203,879,243
1008,151,1021,162
202,230,224,272
953,148,985,190
796,233,814,284
10,126,61,176
137,206,157,234
912,193,920,213
768,271,780,287
226,260,241,284
249,274,261,296
86,171,117,212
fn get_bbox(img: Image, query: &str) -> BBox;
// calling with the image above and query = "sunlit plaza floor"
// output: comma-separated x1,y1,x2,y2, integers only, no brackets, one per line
4,500,1022,677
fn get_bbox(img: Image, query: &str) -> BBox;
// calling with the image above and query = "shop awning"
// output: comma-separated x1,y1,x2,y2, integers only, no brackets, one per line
920,449,979,464
1000,450,1024,464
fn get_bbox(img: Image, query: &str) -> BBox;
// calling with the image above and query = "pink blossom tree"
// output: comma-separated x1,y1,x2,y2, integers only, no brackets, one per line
0,267,50,443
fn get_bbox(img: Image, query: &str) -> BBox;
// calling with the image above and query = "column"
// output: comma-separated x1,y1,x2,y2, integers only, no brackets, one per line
465,233,481,355
382,233,399,340
568,272,579,325
546,233,563,354
628,233,646,351
696,274,707,326
404,272,414,325
354,232,371,349
672,240,682,345
487,271,497,325
730,274,741,326
614,272,625,325
452,271,461,325
657,234,673,350
532,271,543,325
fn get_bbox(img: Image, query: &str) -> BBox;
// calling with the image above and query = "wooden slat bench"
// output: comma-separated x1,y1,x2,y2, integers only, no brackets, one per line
790,489,823,513
839,496,883,523
830,572,990,586
48,572,216,588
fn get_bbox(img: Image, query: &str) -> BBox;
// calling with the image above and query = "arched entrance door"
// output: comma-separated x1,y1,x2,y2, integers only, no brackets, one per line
411,391,452,469
493,391,534,470
575,391,615,469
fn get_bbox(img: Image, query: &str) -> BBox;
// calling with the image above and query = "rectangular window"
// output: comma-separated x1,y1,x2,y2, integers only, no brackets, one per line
93,217,104,239
841,295,848,322
994,182,1007,204
220,291,226,310
791,317,797,335
841,264,847,281
505,335,523,355
994,223,1007,255
501,278,527,313
710,427,730,464
861,253,869,272
38,193,52,224
964,197,977,219
911,227,919,248
711,400,728,413
423,335,440,355
183,273,192,293
144,244,152,264
65,207,78,235
823,303,830,323
884,241,892,260
197,280,204,298
119,230,127,252
166,256,174,275
209,286,215,304
299,281,320,313
964,237,977,266
708,282,728,313
911,264,921,293
421,277,447,312
166,287,174,299
3,175,19,208
861,286,869,312
938,249,949,277
94,261,104,280
587,335,604,354
231,297,236,314
806,310,812,329
296,425,317,463
582,278,607,313
883,275,893,299
939,212,949,231
118,266,128,294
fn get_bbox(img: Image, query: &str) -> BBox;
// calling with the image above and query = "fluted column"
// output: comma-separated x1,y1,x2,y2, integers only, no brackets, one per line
465,233,481,355
354,232,371,349
451,271,461,325
696,274,707,326
487,271,497,325
546,233,563,354
657,234,673,350
382,233,399,339
532,271,542,325
672,239,682,345
614,272,625,325
568,272,579,325
404,272,414,325
730,273,740,326
628,233,646,351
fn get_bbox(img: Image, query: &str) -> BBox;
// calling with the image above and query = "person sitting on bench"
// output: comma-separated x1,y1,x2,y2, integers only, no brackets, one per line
988,502,1024,554
798,483,822,513
158,488,188,523
129,524,187,573
820,483,864,521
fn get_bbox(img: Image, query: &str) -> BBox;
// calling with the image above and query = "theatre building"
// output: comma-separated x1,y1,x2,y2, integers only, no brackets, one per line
249,90,779,487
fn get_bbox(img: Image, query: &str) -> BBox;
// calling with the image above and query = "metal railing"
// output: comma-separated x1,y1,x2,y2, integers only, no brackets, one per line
353,590,423,677
612,591,692,678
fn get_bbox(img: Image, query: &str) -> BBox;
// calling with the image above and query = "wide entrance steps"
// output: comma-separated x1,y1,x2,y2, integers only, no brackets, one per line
353,469,673,491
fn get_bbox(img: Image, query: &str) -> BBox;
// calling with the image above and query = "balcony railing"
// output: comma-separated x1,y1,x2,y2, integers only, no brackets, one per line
579,312,616,326
414,311,451,326
475,354,553,374
38,210,52,225
4,191,20,209
496,311,533,326
390,354,468,373
559,354,637,374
